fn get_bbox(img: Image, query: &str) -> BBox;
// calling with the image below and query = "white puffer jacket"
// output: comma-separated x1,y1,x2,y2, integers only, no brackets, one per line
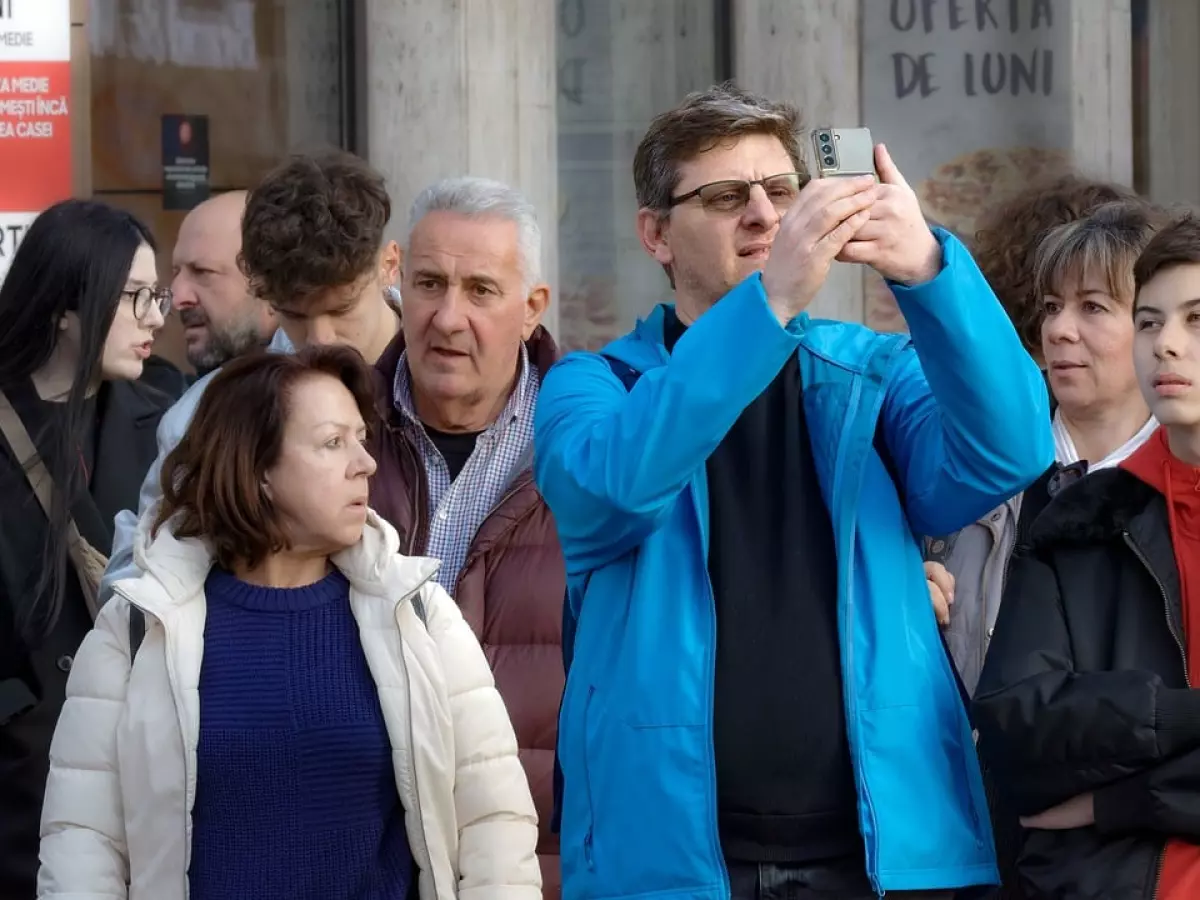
37,511,541,900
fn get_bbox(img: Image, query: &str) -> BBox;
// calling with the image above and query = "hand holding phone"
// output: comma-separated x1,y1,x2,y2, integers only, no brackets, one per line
760,173,876,325
831,142,942,286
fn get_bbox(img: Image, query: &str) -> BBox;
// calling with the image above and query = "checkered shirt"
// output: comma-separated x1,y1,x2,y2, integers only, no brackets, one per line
391,345,538,593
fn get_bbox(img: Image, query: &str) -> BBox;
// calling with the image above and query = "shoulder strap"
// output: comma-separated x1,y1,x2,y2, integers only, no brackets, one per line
128,606,146,659
0,390,106,619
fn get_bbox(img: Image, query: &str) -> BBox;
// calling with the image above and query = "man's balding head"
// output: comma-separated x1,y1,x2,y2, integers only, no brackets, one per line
172,190,275,373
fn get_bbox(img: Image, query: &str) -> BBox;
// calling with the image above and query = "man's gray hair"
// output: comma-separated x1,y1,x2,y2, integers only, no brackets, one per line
407,176,542,288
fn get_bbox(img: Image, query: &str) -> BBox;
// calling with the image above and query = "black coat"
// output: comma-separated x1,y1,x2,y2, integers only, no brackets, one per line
974,467,1200,900
0,377,172,897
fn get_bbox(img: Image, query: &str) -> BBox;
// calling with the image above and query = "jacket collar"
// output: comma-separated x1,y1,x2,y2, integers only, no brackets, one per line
607,292,909,379
1028,467,1164,549
117,509,441,618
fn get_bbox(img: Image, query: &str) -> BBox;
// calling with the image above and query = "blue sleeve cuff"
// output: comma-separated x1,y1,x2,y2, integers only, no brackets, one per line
885,227,959,295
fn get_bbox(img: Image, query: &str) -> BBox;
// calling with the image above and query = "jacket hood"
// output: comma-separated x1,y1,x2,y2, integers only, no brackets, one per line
118,506,441,615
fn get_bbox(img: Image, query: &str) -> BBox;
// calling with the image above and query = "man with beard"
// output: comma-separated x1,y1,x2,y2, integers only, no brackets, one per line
172,190,277,376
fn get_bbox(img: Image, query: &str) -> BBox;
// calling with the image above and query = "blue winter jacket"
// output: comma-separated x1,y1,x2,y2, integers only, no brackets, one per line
533,230,1053,900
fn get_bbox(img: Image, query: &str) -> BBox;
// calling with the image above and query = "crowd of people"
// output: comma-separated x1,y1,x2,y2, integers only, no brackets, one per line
2,81,1199,900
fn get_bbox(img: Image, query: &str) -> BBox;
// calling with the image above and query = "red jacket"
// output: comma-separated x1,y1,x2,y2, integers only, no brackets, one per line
368,327,565,899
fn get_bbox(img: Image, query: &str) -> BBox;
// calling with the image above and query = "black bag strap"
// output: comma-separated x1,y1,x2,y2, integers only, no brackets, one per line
128,606,146,660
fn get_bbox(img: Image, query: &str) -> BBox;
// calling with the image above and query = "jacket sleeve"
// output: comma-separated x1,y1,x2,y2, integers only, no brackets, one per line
533,274,802,573
1094,745,1200,840
100,378,203,604
879,230,1054,537
422,583,542,900
37,598,132,899
973,548,1200,817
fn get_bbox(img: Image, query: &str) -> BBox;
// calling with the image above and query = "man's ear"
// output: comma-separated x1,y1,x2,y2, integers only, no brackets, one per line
380,240,402,285
522,283,550,340
637,208,674,267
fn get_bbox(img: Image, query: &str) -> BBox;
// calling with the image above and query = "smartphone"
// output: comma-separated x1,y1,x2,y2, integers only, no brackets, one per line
812,127,877,178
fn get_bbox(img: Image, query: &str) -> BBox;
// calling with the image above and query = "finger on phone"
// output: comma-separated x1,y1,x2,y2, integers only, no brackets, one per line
800,172,877,204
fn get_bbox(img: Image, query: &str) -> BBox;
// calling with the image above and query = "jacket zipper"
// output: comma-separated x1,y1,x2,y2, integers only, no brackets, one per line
392,577,441,899
113,587,191,899
397,431,430,556
1124,531,1186,900
452,476,531,598
1123,531,1187,676
688,476,731,900
838,374,884,894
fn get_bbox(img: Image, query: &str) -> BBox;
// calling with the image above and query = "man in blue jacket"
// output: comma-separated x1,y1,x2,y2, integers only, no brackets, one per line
534,84,1052,900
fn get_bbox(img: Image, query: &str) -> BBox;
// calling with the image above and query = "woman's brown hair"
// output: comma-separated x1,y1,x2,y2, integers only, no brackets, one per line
1033,200,1166,310
153,344,378,570
972,174,1136,356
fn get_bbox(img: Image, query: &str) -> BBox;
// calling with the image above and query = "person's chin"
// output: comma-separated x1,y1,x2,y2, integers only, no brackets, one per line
1151,396,1200,426
101,359,144,382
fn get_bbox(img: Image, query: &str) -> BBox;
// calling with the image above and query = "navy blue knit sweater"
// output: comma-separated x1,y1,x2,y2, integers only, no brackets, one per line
188,567,414,900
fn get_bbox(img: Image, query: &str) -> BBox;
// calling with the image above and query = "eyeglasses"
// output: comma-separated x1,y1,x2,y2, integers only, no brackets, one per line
122,286,173,322
668,172,808,213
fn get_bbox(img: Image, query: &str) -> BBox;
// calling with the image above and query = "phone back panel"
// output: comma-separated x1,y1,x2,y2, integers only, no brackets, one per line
812,127,875,177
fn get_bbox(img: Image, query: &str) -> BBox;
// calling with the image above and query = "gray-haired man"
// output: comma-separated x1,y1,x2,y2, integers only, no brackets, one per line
365,177,565,899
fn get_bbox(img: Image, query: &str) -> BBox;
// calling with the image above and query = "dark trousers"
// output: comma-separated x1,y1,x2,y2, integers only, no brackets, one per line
727,860,956,900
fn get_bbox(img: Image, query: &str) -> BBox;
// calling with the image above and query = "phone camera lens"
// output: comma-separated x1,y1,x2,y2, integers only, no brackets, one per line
823,155,835,166
818,131,831,141
821,143,833,154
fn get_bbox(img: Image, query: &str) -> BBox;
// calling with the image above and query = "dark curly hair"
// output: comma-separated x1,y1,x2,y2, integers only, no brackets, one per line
239,151,391,308
972,174,1135,358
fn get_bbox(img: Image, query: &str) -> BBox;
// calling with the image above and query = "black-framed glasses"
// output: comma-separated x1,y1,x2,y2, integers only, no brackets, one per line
668,172,808,213
122,286,173,322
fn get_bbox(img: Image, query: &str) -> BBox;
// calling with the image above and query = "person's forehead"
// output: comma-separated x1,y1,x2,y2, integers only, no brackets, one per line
278,278,371,317
175,206,241,262
409,211,520,269
286,376,362,426
1139,264,1200,310
674,133,794,187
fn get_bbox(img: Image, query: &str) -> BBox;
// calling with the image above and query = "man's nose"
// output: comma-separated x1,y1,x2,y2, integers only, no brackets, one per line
171,274,197,310
430,288,469,331
742,184,780,229
306,317,339,346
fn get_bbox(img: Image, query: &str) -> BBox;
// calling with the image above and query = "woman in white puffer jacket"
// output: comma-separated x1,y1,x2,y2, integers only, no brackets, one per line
36,346,541,900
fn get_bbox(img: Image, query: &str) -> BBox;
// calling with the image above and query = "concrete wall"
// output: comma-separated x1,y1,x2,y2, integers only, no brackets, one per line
360,0,559,337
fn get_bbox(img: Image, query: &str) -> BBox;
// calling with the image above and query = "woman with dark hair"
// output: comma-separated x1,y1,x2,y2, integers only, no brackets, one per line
0,199,174,897
36,346,540,900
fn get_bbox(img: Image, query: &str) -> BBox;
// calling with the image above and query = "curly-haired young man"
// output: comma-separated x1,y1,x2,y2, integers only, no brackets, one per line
101,151,402,601
239,152,402,365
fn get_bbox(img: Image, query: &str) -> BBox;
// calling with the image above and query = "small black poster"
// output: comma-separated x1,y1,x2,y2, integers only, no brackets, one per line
161,114,210,211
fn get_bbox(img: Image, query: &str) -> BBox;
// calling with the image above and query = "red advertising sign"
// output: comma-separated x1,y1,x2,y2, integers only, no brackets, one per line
0,0,72,281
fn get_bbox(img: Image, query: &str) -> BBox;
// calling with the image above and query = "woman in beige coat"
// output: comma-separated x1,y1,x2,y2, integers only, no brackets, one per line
36,345,541,900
